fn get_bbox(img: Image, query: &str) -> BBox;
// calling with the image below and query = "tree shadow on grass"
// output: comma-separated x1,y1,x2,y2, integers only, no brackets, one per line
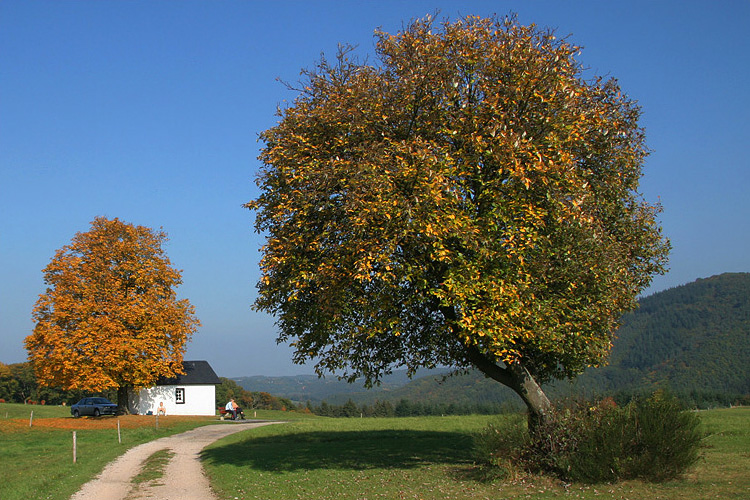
201,429,473,472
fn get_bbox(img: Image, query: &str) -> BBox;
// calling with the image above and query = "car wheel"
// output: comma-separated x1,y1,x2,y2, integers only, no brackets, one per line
94,408,100,417
73,410,80,418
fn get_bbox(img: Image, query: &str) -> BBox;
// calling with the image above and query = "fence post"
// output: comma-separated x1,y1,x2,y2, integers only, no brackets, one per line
117,418,122,444
29,411,33,427
73,431,77,463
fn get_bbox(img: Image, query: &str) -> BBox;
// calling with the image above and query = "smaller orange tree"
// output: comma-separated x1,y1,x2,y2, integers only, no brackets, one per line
25,217,200,412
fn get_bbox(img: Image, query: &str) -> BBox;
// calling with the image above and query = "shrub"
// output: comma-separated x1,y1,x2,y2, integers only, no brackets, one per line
542,394,704,483
522,398,606,478
472,414,528,481
616,394,703,482
475,393,704,484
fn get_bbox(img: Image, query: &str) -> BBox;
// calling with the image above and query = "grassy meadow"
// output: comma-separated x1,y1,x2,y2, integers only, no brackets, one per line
203,408,750,500
0,402,220,500
1,403,749,500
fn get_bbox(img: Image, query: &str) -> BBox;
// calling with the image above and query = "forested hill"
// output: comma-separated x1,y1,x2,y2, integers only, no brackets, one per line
237,273,750,406
574,272,750,397
233,369,447,404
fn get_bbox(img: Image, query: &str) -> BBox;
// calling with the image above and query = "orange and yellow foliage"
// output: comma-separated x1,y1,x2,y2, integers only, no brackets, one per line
248,16,669,417
25,217,200,392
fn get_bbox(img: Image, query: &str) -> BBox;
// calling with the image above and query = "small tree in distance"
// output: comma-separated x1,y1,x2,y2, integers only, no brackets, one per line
25,217,200,413
248,15,669,429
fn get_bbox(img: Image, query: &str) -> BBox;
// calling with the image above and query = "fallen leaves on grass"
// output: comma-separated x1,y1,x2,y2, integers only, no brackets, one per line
1,415,214,431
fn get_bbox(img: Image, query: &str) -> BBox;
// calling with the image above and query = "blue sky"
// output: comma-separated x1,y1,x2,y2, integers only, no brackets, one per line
1,1,748,378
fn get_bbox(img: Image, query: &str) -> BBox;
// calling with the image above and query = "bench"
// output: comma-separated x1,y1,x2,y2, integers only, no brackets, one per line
218,407,245,420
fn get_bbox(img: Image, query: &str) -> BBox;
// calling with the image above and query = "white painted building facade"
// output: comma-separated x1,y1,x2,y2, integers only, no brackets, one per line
127,360,221,416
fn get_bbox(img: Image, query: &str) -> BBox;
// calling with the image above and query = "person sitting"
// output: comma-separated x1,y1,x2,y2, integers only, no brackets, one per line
157,401,166,416
232,399,245,420
225,399,237,420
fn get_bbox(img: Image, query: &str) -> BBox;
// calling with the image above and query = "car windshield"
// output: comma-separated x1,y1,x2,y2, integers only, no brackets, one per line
92,398,113,404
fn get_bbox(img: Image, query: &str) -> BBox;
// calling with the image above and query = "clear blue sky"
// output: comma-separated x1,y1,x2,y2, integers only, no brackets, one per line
1,1,748,378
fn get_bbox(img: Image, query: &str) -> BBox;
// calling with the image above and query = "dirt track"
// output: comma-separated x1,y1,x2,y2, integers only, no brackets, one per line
69,421,279,500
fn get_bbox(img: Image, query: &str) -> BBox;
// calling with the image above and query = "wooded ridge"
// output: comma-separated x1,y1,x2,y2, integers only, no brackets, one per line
236,273,750,408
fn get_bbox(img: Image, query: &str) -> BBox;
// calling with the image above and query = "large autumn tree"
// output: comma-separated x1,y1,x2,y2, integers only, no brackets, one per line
25,217,200,412
248,15,669,426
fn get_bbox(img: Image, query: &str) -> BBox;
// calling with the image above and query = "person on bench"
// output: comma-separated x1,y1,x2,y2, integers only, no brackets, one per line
225,399,237,419
232,399,245,419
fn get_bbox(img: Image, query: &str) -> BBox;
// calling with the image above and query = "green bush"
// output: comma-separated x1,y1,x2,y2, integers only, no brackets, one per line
474,394,704,483
563,400,633,482
521,398,608,478
570,394,704,482
472,414,528,481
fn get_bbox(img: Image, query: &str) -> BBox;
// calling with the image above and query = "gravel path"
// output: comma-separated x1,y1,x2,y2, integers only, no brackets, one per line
69,421,279,500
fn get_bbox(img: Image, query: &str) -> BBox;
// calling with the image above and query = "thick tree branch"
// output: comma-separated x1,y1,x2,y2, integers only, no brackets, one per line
463,340,552,428
463,343,514,387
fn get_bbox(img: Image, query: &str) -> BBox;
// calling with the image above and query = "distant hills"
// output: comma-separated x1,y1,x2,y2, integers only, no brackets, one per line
573,272,750,399
236,273,750,407
233,368,448,404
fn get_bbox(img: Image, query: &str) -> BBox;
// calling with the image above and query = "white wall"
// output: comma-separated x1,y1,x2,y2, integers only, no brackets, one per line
129,385,216,416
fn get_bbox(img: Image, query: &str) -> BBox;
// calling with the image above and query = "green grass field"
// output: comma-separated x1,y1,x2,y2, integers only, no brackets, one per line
2,404,748,500
203,408,750,500
0,403,219,500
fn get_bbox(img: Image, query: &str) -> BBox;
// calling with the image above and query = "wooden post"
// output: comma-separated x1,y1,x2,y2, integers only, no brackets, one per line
29,411,33,427
117,419,122,444
155,413,159,430
73,431,77,463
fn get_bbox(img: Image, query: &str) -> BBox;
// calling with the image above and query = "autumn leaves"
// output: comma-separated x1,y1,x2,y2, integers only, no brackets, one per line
25,217,200,394
248,15,669,419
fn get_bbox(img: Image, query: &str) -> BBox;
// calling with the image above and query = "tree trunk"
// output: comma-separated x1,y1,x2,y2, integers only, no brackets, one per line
116,386,131,415
441,306,553,431
465,345,552,432
506,362,553,433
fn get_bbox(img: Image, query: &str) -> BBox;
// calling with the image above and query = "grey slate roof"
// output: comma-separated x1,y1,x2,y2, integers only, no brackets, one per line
157,360,221,386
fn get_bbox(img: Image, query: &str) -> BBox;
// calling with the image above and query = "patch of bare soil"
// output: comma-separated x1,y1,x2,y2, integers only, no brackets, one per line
69,421,280,500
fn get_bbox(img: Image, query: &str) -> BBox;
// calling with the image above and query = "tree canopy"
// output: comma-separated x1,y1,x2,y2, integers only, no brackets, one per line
25,217,200,408
248,15,669,423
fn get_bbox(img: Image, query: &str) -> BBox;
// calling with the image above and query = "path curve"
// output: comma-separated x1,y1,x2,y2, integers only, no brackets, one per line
70,421,279,500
